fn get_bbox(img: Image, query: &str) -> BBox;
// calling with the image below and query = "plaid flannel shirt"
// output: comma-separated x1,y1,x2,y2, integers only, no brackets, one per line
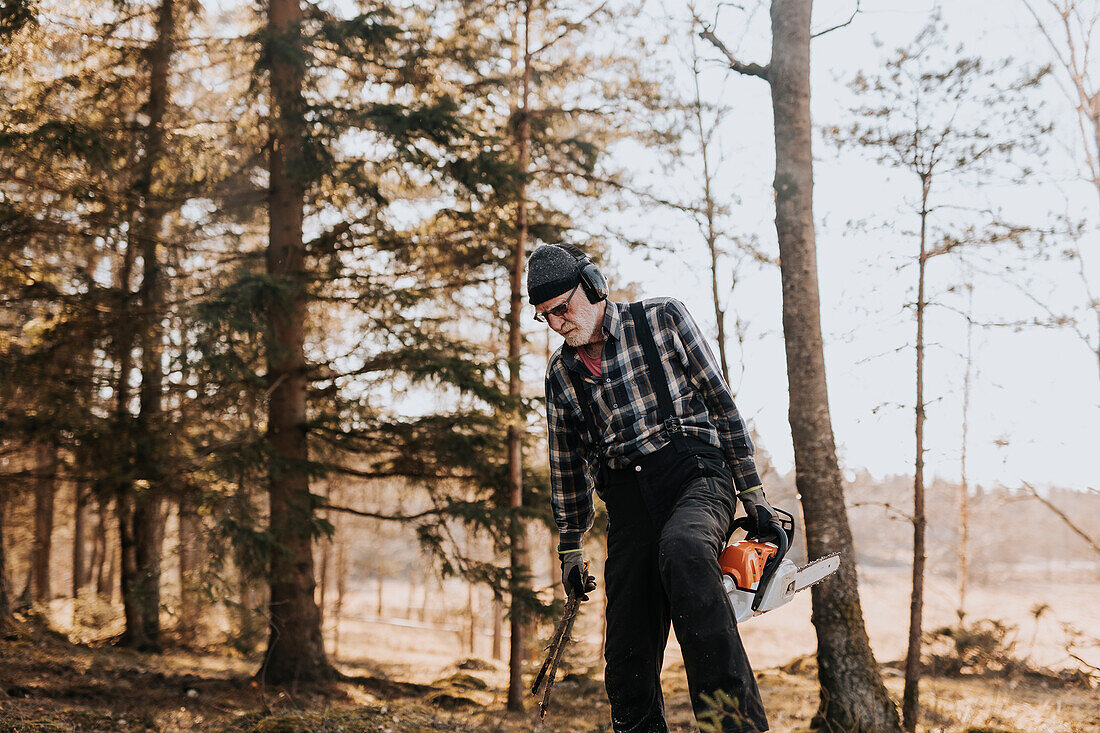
544,298,762,552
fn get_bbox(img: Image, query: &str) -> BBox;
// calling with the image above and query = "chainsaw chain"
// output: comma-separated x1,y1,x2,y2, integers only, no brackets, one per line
794,552,842,591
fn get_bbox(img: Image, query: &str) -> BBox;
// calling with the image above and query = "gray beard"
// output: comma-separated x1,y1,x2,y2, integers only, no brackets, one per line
564,324,597,348
564,331,586,348
560,299,603,348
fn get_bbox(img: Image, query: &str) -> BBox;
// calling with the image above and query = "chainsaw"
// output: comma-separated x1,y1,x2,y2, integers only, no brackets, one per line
719,507,840,623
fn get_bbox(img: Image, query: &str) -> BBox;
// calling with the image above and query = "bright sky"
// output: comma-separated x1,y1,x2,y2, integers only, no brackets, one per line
592,0,1100,491
205,0,1097,491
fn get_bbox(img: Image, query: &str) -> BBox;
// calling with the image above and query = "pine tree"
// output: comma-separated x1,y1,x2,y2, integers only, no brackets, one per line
414,0,665,706
1,0,148,627
1,0,206,648
185,0,527,682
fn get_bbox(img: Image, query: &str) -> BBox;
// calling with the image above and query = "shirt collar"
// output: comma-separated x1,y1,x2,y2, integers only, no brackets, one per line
602,300,624,343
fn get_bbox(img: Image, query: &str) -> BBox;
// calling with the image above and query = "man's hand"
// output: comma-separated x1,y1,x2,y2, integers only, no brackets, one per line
559,550,597,601
738,486,780,538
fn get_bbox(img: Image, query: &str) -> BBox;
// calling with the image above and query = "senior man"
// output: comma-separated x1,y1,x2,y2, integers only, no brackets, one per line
529,243,774,733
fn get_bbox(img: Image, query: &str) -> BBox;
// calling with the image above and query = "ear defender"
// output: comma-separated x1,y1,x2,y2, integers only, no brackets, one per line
578,259,608,303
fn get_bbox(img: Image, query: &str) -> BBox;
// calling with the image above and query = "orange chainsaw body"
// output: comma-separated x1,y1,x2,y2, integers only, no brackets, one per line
719,540,778,592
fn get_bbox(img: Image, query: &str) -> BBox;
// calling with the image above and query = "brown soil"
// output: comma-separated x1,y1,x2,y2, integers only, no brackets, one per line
1,628,1097,732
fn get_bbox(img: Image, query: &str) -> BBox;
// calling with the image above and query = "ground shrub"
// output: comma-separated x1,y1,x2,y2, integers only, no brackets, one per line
924,618,1097,688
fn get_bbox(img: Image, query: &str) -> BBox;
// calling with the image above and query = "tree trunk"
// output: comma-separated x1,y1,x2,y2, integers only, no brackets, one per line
259,0,329,684
492,597,503,660
72,482,86,599
92,496,110,598
125,493,163,649
505,0,534,712
317,485,332,628
333,538,346,659
32,442,58,604
114,0,175,652
235,570,264,653
957,282,973,620
318,532,328,628
691,55,731,387
708,228,730,387
114,169,138,617
113,225,137,625
88,502,102,597
105,517,117,604
420,580,429,623
125,0,177,652
0,487,12,626
466,581,477,655
117,490,143,639
177,498,202,643
769,3,903,730
903,179,932,732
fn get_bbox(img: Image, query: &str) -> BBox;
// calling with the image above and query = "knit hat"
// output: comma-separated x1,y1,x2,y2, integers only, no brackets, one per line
526,244,585,305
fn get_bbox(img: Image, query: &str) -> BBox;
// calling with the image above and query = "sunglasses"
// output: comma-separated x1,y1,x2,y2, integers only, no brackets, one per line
533,282,581,323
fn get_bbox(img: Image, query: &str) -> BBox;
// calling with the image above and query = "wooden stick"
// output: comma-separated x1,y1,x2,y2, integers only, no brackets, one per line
538,602,579,718
531,595,578,696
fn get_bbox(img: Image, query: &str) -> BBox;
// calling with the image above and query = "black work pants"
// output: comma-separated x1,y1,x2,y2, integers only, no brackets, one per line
601,442,769,733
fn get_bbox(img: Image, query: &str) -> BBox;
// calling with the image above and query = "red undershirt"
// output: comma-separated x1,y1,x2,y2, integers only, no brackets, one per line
577,343,602,377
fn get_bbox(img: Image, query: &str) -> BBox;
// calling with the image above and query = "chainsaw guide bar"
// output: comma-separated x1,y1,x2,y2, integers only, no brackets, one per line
792,552,841,592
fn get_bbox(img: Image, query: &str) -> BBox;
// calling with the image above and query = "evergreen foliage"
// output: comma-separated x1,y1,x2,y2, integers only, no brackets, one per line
1,0,672,678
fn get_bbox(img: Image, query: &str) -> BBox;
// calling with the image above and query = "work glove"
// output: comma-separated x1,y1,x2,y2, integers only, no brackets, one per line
738,486,780,539
559,549,597,602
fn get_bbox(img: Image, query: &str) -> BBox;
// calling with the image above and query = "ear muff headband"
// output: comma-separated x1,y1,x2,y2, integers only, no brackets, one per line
577,259,608,303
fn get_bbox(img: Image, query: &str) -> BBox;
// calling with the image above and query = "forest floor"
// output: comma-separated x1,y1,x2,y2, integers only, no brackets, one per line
1,567,1098,732
0,623,1097,732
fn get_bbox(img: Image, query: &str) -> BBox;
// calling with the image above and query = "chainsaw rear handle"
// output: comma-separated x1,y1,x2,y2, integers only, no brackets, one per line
731,507,795,612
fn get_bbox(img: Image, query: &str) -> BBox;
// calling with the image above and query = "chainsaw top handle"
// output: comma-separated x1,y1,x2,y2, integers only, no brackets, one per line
732,506,795,550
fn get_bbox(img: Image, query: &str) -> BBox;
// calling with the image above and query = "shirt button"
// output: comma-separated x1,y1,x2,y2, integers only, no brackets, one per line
611,403,617,408
604,378,611,384
634,465,642,473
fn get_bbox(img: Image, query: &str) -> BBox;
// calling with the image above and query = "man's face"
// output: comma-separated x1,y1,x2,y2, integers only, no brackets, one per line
535,286,603,347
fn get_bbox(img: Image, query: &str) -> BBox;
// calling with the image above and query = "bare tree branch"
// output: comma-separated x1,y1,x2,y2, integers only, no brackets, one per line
1066,650,1100,675
322,503,449,522
533,167,708,214
849,500,914,523
529,1,609,57
694,15,770,81
811,1,861,39
1021,480,1100,556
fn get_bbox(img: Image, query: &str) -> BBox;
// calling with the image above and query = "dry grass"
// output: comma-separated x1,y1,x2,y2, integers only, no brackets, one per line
1,630,1095,732
1,566,1097,732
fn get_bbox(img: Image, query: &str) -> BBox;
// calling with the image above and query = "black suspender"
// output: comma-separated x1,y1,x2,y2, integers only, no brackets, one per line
628,301,686,451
